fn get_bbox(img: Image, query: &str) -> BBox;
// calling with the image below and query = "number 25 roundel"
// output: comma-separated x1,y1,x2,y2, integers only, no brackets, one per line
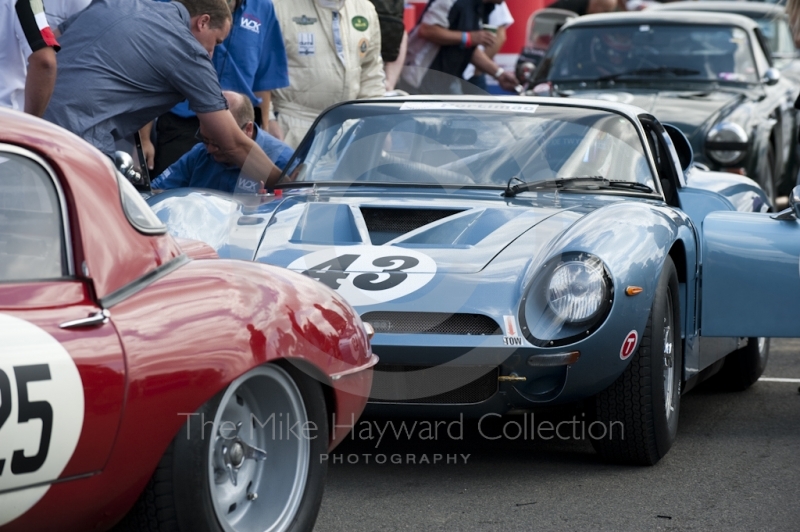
288,246,438,306
0,313,84,526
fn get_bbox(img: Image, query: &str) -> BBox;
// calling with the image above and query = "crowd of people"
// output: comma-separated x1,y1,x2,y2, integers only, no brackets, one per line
2,0,640,193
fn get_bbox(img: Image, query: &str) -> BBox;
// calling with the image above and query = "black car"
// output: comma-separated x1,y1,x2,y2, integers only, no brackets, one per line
651,2,800,73
515,8,578,85
530,11,799,200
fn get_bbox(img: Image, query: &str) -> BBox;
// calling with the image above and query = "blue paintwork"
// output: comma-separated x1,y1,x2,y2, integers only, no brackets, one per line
702,211,800,337
148,96,800,415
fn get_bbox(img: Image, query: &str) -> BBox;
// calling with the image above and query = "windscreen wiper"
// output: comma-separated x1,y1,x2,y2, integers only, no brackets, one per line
596,67,701,82
503,176,653,197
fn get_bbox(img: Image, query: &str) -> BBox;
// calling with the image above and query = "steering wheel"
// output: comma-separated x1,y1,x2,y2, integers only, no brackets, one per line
356,159,476,185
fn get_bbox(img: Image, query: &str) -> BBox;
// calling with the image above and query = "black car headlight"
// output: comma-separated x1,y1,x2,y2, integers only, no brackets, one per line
706,122,748,165
521,253,613,347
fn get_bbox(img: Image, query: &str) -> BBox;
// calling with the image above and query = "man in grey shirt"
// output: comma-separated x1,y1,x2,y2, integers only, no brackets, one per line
45,0,282,185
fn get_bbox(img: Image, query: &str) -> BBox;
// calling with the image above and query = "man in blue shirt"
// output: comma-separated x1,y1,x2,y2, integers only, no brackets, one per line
151,91,294,193
45,0,283,186
144,0,289,176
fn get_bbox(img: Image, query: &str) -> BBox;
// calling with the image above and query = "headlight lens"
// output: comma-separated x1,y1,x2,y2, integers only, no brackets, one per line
547,259,608,322
706,122,748,165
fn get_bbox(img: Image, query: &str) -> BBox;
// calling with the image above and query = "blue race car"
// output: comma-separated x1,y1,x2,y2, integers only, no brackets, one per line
148,97,800,465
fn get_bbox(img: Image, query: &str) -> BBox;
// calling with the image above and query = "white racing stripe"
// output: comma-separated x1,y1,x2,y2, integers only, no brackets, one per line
758,377,800,383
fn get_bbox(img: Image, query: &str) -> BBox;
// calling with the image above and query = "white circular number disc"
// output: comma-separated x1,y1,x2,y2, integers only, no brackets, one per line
0,313,84,526
288,246,438,306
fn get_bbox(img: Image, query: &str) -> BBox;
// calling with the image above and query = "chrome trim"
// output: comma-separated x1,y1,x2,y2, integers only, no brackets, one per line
100,254,190,309
0,142,75,277
0,471,99,496
60,308,110,329
330,353,379,381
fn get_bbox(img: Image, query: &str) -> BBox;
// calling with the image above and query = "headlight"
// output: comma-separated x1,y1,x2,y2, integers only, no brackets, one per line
548,259,608,322
706,122,748,165
520,253,613,347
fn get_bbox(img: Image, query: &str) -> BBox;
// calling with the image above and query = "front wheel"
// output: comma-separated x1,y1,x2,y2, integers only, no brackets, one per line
118,362,328,532
589,256,682,466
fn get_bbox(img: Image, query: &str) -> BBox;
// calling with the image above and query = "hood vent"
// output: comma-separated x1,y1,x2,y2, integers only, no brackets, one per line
360,207,463,244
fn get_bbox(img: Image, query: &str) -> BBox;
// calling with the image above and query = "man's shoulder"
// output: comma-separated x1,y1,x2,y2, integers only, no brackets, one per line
255,127,290,151
242,0,278,14
348,0,381,17
273,0,314,17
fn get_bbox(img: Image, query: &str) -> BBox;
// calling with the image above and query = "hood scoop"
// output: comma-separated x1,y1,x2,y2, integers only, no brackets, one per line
360,207,464,245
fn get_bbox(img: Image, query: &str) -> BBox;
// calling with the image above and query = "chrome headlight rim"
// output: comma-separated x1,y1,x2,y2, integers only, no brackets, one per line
519,252,614,348
706,122,748,165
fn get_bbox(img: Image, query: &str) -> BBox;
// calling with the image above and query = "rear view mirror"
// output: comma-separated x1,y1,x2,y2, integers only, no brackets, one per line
771,185,800,220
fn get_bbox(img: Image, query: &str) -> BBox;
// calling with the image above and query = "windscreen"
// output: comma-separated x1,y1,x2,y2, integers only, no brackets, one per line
540,24,758,83
286,102,655,190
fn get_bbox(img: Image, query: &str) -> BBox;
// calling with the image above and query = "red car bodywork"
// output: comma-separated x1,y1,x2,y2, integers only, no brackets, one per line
0,109,376,531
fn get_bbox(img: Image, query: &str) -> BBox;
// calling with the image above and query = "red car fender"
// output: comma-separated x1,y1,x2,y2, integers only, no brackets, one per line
2,258,374,532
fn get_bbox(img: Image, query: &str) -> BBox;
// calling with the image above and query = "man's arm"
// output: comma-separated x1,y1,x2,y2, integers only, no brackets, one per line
139,122,155,170
16,0,59,116
470,47,518,92
197,109,282,186
417,24,496,48
255,90,284,139
25,47,57,117
476,25,506,71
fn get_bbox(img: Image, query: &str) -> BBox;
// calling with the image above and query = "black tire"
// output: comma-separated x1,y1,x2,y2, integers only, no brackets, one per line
589,256,682,466
115,362,328,532
714,337,770,392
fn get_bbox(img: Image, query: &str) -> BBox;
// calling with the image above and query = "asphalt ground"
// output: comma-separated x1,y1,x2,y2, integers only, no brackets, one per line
315,339,800,531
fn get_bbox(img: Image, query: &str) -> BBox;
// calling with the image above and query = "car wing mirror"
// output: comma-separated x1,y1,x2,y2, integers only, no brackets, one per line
663,123,693,173
771,185,800,220
763,67,781,86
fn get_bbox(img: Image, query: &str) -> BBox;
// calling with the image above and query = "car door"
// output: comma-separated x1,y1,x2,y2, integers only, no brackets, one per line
0,146,125,526
699,200,800,338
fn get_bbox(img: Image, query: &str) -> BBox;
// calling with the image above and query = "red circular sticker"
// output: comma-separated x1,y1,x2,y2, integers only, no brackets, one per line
620,330,638,360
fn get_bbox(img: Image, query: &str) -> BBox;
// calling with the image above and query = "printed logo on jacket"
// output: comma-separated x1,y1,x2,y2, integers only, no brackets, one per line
241,14,262,33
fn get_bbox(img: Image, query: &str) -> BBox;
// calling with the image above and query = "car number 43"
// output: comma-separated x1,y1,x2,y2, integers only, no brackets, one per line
287,247,438,306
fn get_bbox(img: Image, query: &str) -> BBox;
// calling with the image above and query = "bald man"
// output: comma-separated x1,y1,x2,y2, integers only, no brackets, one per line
151,91,294,193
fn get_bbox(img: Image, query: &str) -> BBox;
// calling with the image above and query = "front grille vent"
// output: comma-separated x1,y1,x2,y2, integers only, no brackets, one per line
361,312,501,335
369,365,499,404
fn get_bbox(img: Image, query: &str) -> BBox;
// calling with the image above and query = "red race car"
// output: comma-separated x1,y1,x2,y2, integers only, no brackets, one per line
0,108,377,532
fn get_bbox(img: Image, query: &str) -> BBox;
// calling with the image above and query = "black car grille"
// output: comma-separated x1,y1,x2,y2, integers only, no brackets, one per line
360,208,461,243
369,365,499,404
361,312,501,335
